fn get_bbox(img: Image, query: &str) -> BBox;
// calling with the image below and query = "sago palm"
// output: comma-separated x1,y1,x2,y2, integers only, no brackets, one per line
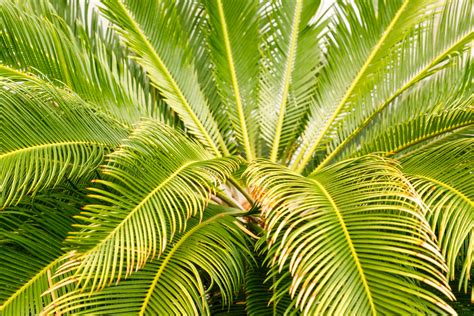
0,0,472,314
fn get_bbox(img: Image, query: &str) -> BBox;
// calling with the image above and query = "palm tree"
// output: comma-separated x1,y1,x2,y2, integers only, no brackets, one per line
0,0,472,314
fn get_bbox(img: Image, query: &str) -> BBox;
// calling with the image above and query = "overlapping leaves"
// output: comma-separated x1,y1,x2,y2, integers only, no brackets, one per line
44,205,248,315
0,189,84,315
100,0,228,155
401,138,474,292
0,0,156,124
0,74,128,208
246,157,455,314
0,0,472,314
63,121,241,291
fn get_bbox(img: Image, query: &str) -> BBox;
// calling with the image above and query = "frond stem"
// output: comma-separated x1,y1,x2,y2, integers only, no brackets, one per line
395,125,471,160
386,121,473,158
215,190,244,211
0,141,111,160
228,176,254,206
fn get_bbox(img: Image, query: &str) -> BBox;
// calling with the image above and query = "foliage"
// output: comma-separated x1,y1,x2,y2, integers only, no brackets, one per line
0,0,472,315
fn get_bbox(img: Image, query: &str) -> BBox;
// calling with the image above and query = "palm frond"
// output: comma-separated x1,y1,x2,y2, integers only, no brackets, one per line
203,0,260,160
44,205,249,315
62,121,241,291
0,0,471,313
245,239,297,315
332,57,473,161
318,29,472,168
100,0,228,155
173,1,230,147
0,1,157,124
0,74,128,208
396,124,474,162
401,138,474,293
277,19,327,164
359,110,471,159
245,156,455,314
258,0,321,162
292,0,471,173
0,190,83,315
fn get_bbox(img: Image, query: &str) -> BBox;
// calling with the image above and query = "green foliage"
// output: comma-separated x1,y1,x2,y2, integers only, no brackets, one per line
65,120,241,292
0,71,128,208
245,157,455,314
401,138,474,293
0,1,158,124
245,241,297,315
0,0,472,314
0,188,85,314
42,205,249,315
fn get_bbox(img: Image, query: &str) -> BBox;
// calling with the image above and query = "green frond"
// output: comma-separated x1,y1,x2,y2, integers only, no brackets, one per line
43,205,249,315
401,138,474,293
100,0,228,155
0,77,128,208
357,109,472,159
319,31,472,167
277,19,327,163
0,190,83,315
292,0,471,173
63,121,241,291
0,0,471,313
245,156,455,314
171,1,229,146
0,1,157,124
245,241,297,315
334,59,472,159
258,0,321,162
395,125,474,162
203,0,260,160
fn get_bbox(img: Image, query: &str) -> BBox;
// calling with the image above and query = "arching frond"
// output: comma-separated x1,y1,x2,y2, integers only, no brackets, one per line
331,55,472,161
323,45,472,164
203,0,260,160
100,0,228,155
360,109,472,159
63,121,241,291
0,0,471,313
401,138,474,293
0,1,157,124
172,1,229,147
292,0,472,173
0,190,83,315
245,157,454,314
0,76,128,208
44,205,249,315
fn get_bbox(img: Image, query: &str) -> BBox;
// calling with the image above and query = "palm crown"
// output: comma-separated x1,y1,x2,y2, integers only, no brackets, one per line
0,0,472,314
